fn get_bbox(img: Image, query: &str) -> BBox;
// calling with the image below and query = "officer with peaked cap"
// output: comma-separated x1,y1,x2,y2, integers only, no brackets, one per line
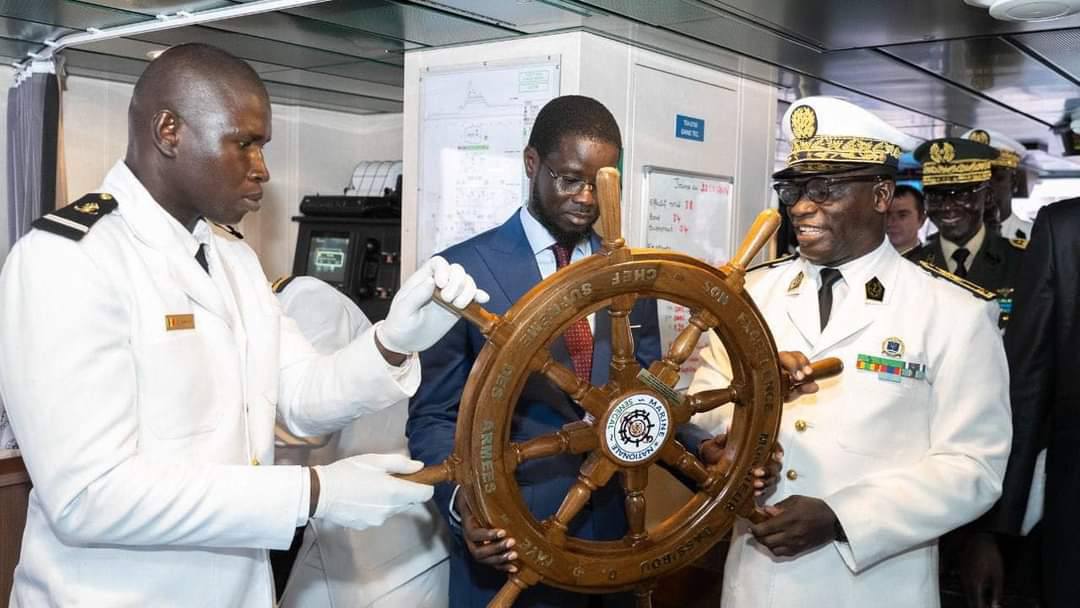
964,128,1032,240
690,96,1011,608
912,137,1025,329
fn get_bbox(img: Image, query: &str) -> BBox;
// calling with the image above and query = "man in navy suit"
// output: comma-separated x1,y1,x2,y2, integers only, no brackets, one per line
407,95,727,607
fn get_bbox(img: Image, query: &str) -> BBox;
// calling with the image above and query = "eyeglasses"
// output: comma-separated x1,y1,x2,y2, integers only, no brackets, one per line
773,175,887,207
544,163,596,196
924,184,989,211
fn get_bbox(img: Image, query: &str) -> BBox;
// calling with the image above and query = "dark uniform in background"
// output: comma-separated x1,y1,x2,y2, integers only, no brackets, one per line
912,138,1025,330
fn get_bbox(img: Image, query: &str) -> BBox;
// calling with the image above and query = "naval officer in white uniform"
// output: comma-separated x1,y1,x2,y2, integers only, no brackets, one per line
0,43,486,607
691,96,1012,608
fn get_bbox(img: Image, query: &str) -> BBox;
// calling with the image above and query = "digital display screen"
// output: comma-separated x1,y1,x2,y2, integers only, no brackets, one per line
306,233,350,285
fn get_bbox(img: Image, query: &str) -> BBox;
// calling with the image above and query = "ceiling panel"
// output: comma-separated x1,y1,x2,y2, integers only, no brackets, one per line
125,24,369,68
259,67,402,101
305,60,403,86
403,0,590,32
62,47,150,79
1010,29,1080,89
76,35,290,73
78,0,234,13
0,1,154,31
263,79,394,113
0,15,74,44
284,1,518,47
882,37,1080,125
195,7,420,61
0,34,37,60
696,0,1080,50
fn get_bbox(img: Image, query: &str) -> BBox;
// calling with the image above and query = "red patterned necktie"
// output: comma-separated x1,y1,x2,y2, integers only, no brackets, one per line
552,243,593,382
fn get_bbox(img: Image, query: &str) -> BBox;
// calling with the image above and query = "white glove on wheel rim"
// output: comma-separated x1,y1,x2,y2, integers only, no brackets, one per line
376,255,489,354
314,453,433,530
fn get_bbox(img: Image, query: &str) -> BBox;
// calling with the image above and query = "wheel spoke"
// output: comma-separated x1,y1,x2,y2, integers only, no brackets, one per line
489,567,541,608
686,387,739,416
608,294,640,389
536,352,610,419
659,441,715,490
545,453,617,546
649,310,719,388
508,421,598,471
621,468,649,545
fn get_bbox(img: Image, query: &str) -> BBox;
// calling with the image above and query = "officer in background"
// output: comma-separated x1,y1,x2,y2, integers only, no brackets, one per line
0,44,486,607
272,276,451,608
912,138,1025,329
691,96,1011,608
963,128,1032,241
885,184,926,258
961,199,1080,608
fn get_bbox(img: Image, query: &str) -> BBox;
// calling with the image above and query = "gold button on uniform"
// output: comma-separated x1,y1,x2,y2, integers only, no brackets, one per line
794,419,808,432
786,469,798,481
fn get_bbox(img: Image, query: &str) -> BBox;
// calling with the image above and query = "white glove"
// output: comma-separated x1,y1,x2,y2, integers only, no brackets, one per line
313,454,433,530
376,255,490,354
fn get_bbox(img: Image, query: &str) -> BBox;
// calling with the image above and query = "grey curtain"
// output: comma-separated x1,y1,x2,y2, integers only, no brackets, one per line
6,63,60,251
1,61,60,452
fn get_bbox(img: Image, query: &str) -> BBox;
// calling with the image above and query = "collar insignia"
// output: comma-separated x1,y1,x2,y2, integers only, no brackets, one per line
865,276,885,302
788,271,804,292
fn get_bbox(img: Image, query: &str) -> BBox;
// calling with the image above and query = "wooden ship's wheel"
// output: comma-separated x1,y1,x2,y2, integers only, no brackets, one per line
403,167,841,607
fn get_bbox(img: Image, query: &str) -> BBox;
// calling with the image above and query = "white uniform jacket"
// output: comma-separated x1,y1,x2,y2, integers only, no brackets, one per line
690,240,1011,608
0,162,419,607
275,277,450,608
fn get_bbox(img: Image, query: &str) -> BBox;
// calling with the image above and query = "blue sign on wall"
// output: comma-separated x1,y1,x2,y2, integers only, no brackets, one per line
675,114,705,142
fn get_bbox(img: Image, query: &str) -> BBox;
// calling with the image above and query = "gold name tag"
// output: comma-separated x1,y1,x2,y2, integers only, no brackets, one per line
165,314,195,331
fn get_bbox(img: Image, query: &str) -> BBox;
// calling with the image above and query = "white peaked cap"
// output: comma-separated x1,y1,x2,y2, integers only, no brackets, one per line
776,96,920,178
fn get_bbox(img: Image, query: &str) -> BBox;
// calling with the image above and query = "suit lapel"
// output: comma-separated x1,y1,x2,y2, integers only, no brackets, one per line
477,213,543,310
475,213,580,418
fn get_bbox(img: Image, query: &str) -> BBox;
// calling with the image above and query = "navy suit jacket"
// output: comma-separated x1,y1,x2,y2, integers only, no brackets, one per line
407,211,707,607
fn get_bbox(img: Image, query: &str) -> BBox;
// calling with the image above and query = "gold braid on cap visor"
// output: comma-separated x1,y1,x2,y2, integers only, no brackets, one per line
921,160,992,186
992,149,1021,168
788,136,902,167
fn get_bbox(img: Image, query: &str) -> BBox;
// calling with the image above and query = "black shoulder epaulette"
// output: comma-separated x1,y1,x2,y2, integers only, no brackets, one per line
31,193,117,241
916,260,996,301
747,252,798,273
1009,237,1028,251
212,222,244,239
271,275,297,294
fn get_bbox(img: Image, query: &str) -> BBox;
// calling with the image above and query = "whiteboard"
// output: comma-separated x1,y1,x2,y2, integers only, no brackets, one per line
643,167,735,389
416,57,561,261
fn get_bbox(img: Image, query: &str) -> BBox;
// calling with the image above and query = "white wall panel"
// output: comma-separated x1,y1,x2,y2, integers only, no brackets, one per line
59,75,402,280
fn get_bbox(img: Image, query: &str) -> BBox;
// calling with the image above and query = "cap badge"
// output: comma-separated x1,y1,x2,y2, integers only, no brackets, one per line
790,105,818,140
865,276,885,302
74,201,101,215
882,337,905,357
969,130,991,145
930,142,956,164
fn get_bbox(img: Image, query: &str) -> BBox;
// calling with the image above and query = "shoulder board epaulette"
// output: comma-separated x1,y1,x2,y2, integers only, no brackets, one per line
1009,237,1028,250
212,222,244,240
747,252,798,273
916,260,996,301
271,275,297,294
31,193,117,241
